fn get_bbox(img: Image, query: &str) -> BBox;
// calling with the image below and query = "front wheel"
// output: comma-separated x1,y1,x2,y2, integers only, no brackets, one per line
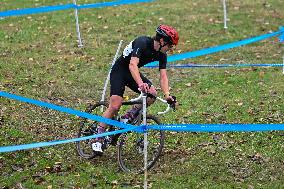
117,115,165,173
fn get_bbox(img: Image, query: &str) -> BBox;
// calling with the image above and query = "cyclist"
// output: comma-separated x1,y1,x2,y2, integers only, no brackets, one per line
93,24,179,155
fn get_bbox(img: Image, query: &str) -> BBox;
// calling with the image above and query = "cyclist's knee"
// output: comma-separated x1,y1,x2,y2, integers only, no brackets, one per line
108,105,120,113
147,86,157,105
148,86,157,97
109,95,123,113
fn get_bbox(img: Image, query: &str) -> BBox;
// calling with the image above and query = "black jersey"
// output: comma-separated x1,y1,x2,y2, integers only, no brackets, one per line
114,36,167,69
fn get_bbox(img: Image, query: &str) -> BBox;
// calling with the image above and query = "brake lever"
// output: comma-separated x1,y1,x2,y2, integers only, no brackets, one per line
170,103,176,111
166,96,177,111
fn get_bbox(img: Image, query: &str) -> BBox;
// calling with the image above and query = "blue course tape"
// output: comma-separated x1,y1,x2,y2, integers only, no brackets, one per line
0,4,75,17
279,27,284,43
78,0,153,9
148,124,284,132
0,0,153,17
0,126,141,153
151,63,284,68
145,27,284,67
0,91,135,130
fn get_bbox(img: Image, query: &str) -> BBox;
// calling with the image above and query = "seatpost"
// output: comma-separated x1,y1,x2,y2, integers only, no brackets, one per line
142,93,148,189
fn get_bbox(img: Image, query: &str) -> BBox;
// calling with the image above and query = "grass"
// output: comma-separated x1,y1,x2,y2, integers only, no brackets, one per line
1,0,284,188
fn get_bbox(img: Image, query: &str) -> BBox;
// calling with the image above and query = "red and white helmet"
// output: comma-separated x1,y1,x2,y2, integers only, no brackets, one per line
156,25,179,45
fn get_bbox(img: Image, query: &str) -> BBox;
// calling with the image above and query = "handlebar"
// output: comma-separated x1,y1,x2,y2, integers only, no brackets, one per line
128,92,172,115
156,96,171,115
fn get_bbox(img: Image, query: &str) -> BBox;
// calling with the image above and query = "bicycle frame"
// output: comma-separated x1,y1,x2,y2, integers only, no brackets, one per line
121,92,171,115
76,92,171,173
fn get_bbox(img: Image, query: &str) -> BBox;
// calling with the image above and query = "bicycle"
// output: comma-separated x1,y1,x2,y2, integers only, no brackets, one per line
76,92,174,173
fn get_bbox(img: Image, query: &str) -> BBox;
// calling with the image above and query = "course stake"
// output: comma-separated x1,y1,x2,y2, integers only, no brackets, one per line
73,0,83,47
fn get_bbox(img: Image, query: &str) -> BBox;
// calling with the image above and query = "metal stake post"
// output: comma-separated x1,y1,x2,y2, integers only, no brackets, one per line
73,0,83,47
142,94,148,189
282,56,284,74
100,40,123,111
223,0,228,29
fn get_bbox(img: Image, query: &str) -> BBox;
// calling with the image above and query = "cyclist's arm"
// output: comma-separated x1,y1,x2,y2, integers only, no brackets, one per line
129,57,143,86
159,68,170,98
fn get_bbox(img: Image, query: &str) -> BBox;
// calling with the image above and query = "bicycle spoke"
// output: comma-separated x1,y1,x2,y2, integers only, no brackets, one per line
118,115,165,173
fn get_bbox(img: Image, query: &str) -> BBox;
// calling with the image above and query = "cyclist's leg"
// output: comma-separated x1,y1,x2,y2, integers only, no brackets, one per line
99,95,123,130
93,65,126,153
93,98,123,154
97,67,126,132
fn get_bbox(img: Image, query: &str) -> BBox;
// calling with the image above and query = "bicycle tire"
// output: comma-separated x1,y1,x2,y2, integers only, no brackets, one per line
76,101,108,159
117,115,165,173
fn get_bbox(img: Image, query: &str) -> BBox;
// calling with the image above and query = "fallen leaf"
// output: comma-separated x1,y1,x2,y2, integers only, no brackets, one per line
185,83,192,87
111,180,118,185
238,102,243,106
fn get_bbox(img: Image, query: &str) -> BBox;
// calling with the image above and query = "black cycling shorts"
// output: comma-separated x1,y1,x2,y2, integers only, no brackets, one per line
110,64,152,97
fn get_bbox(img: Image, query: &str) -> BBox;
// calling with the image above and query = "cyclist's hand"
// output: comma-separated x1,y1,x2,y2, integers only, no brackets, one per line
166,95,177,111
138,83,150,93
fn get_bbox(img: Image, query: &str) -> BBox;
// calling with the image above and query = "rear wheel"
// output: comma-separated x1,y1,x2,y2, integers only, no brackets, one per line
117,115,165,173
76,102,108,159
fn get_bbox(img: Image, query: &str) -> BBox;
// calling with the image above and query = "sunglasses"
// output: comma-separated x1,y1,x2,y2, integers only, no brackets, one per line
167,43,174,48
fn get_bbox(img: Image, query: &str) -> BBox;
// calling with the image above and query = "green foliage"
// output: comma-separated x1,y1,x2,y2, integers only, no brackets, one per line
1,0,284,188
